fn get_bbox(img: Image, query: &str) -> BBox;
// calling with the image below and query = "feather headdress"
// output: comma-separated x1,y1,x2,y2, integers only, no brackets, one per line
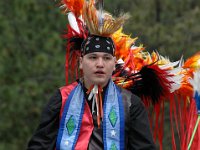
57,0,130,84
82,0,130,37
55,1,200,149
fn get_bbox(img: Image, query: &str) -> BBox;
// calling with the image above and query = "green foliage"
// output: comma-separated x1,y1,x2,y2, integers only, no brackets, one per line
0,0,66,149
0,0,200,149
106,0,200,60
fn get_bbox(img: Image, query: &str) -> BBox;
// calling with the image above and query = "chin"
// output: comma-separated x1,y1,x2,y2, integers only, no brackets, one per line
93,79,109,87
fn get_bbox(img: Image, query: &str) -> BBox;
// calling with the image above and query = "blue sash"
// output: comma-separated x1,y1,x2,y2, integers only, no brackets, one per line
103,80,125,150
56,81,125,150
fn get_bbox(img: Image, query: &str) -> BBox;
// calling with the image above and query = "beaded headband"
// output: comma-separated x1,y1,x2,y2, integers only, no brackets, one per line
81,35,115,56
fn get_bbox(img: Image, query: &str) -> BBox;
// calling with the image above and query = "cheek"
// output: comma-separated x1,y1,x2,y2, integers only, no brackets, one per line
108,64,116,73
113,64,116,71
79,59,83,69
79,63,82,70
82,63,90,74
111,62,116,71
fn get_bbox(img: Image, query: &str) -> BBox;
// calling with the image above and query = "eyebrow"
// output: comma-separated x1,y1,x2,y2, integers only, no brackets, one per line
104,54,112,56
88,54,97,56
86,53,113,57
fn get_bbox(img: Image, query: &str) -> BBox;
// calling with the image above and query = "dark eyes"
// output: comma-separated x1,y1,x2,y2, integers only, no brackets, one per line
104,56,112,60
89,56,97,59
88,56,112,60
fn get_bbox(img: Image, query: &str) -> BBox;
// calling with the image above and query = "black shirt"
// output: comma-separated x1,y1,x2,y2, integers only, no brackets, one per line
27,84,156,150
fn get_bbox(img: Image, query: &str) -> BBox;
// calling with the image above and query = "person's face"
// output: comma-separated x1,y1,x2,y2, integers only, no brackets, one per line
79,52,116,88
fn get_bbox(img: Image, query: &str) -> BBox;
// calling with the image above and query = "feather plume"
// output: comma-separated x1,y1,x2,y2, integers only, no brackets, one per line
127,64,172,104
95,0,104,33
83,0,130,36
159,58,184,93
57,0,84,17
184,52,200,69
68,12,80,34
189,70,200,113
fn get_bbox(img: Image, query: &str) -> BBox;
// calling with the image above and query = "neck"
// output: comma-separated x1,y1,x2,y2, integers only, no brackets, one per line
83,80,109,90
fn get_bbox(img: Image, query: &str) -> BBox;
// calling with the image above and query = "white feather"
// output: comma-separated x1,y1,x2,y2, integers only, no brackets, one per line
166,67,183,75
189,70,200,94
59,4,66,9
178,56,184,67
167,74,184,83
163,62,184,92
170,84,181,93
68,12,80,34
159,60,180,69
130,45,138,50
167,74,184,92
117,58,124,65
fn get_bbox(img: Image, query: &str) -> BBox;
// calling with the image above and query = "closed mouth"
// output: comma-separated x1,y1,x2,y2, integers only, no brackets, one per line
95,71,105,74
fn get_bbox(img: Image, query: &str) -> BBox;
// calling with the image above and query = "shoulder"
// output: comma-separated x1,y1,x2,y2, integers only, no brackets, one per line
59,82,79,97
116,85,142,107
45,82,79,112
60,82,78,93
45,89,62,112
59,82,79,116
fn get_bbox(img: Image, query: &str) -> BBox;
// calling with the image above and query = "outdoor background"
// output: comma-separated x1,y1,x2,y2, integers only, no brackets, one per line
0,0,200,149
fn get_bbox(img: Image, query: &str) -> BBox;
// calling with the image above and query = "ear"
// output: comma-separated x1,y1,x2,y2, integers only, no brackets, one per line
113,57,116,71
79,57,83,69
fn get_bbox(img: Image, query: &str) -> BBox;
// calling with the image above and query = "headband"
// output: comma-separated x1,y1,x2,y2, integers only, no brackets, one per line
81,35,115,56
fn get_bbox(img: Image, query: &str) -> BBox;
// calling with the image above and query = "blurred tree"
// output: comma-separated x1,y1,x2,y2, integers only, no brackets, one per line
0,0,66,149
105,0,200,61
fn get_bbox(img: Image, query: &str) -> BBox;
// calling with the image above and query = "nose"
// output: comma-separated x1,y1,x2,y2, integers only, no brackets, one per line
96,58,104,68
